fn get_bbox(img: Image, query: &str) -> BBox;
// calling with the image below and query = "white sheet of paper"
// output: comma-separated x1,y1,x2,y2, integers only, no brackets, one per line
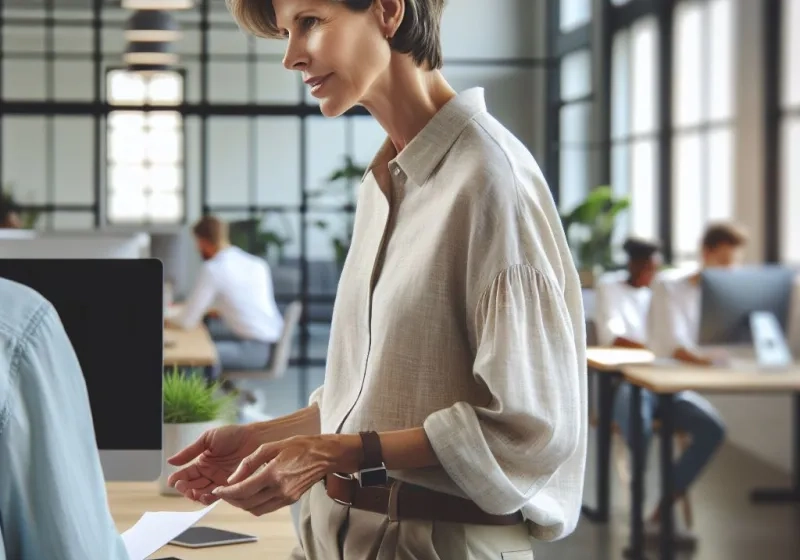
121,501,219,560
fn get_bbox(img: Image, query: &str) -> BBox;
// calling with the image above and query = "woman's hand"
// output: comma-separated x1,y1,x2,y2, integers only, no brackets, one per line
166,424,265,504
211,434,362,516
167,405,322,505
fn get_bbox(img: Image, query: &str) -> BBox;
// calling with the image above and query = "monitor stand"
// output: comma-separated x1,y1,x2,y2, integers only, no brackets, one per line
750,311,793,369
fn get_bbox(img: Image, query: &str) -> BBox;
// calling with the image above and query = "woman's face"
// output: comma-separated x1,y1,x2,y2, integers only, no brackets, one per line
274,0,393,117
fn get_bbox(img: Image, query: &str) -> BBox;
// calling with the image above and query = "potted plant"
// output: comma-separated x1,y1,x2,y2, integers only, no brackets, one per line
229,216,291,263
310,156,367,270
159,367,236,495
560,186,630,287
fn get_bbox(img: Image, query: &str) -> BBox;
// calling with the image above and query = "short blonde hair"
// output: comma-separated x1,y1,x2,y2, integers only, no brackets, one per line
192,215,229,246
226,0,446,69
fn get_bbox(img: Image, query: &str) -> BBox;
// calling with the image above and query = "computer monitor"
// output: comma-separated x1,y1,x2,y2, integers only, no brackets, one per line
0,259,163,481
699,265,798,366
0,232,150,259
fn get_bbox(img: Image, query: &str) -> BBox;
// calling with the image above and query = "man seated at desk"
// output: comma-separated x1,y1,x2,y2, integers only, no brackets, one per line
595,237,660,349
165,215,284,378
614,223,746,544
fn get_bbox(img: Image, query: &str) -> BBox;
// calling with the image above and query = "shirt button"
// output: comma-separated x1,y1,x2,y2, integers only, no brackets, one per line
393,166,401,175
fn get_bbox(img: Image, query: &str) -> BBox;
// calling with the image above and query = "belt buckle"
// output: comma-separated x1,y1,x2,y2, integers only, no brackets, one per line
329,472,355,507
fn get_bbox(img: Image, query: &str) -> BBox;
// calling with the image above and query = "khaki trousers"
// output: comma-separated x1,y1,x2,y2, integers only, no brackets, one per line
290,482,534,560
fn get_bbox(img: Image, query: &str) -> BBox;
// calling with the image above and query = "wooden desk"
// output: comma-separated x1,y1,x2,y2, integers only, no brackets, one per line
108,482,298,559
582,347,655,524
621,363,800,560
163,326,218,367
587,347,655,371
623,363,800,393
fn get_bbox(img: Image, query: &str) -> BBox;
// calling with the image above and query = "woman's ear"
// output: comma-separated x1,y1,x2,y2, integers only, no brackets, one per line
376,0,404,39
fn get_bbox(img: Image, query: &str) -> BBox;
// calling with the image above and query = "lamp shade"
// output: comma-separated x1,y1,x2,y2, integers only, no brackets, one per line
124,41,179,67
122,0,193,8
126,10,181,42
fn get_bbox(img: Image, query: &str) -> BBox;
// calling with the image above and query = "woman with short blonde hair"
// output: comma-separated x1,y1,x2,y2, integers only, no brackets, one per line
168,1,588,557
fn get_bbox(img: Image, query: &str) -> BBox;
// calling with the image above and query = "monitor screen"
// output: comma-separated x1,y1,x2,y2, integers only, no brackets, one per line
0,259,163,480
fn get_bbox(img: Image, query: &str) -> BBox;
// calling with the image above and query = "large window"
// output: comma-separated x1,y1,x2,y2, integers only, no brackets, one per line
671,0,736,260
558,49,594,212
560,0,592,32
106,69,185,225
781,0,800,263
610,16,660,245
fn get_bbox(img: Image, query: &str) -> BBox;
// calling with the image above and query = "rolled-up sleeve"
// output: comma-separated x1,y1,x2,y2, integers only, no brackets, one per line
423,264,583,518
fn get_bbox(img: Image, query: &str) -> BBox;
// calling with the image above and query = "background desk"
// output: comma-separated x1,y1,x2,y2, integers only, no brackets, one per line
621,364,800,560
108,482,298,559
163,326,218,367
583,347,655,523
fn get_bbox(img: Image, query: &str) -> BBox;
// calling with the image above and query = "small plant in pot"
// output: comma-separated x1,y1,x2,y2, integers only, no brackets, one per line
159,367,236,495
560,186,630,287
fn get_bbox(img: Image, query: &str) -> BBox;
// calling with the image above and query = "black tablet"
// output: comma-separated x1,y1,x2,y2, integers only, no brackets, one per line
168,526,258,548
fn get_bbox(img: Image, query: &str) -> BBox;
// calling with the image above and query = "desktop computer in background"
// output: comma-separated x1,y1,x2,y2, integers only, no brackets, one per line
0,259,163,481
699,265,799,368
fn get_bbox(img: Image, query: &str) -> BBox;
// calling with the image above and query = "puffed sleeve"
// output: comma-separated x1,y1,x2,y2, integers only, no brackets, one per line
423,264,583,524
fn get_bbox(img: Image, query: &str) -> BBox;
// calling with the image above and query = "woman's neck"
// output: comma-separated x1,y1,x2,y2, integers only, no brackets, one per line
360,58,457,154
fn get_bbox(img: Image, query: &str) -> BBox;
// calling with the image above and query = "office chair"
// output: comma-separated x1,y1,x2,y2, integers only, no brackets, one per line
221,301,303,416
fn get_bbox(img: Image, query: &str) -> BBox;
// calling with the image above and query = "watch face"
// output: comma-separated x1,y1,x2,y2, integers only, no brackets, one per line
359,467,388,487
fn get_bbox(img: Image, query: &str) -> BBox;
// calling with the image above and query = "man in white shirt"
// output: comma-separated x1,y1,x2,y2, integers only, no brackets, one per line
595,237,661,349
614,223,746,544
166,216,284,377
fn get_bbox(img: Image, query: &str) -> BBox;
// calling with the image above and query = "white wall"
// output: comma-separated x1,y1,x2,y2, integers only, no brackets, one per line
2,1,546,267
704,0,794,475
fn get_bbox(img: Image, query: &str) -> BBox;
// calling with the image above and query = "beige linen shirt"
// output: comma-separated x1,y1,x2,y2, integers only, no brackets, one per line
310,88,587,542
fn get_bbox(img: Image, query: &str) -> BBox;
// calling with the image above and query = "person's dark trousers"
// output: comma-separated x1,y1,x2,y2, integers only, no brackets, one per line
204,317,274,381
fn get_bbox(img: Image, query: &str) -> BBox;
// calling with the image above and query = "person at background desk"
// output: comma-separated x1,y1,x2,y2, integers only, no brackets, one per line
595,237,661,349
166,0,587,557
165,215,284,377
613,222,746,545
0,277,128,559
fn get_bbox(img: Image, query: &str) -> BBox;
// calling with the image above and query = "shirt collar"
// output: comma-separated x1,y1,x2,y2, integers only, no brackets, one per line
364,87,488,188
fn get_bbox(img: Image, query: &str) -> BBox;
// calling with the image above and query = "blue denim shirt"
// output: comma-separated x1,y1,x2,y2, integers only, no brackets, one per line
0,277,129,560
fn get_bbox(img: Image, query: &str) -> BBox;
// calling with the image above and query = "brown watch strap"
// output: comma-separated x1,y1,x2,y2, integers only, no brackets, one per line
358,431,384,469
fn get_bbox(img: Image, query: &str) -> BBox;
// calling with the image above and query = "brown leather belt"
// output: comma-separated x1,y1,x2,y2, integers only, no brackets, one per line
324,473,524,526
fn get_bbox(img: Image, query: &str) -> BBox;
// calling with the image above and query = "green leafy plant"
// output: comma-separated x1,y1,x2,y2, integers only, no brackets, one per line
310,156,367,269
1,184,41,229
162,368,236,424
560,185,630,271
229,217,291,261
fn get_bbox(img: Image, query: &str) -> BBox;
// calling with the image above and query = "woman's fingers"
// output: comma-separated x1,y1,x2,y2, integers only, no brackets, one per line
214,462,274,502
226,442,281,486
175,475,213,492
167,434,208,466
249,497,290,517
219,485,277,511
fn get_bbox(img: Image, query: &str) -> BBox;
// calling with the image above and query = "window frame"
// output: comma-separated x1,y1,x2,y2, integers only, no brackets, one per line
669,0,737,263
104,67,188,226
609,16,661,248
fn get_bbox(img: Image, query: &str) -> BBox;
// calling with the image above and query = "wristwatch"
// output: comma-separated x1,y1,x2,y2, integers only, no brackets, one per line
355,431,388,487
